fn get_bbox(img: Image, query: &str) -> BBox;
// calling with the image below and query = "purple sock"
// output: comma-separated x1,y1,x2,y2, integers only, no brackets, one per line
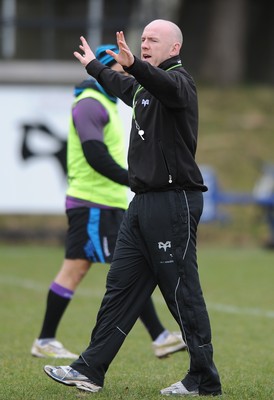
50,282,74,299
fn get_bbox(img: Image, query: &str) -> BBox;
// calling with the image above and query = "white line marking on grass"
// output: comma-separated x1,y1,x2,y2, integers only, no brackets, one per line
207,302,274,319
1,276,45,291
1,275,274,319
0,276,104,298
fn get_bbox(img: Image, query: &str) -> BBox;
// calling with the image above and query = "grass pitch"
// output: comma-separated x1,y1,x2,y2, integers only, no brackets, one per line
1,243,274,399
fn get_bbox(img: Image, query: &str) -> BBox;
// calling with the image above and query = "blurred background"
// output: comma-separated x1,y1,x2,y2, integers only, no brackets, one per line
1,0,274,247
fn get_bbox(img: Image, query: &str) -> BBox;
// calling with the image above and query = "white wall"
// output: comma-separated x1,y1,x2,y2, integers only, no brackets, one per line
0,85,132,214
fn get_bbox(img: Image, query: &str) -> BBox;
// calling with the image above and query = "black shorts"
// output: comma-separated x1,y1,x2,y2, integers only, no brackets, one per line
65,207,125,263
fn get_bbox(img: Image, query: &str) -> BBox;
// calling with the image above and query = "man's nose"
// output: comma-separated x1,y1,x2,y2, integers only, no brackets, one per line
141,40,149,49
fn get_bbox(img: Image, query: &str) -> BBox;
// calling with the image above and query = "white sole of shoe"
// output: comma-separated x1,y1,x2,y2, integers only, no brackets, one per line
44,365,102,392
32,347,78,359
155,343,187,358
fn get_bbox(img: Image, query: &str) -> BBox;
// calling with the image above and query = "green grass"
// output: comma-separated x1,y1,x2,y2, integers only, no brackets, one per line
1,243,274,399
1,85,274,397
197,85,274,190
196,85,274,246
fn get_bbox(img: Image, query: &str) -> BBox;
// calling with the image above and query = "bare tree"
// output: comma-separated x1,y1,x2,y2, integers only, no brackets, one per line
126,0,183,55
200,0,248,85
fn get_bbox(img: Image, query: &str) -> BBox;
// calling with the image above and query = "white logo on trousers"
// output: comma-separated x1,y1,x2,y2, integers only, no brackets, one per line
158,241,171,252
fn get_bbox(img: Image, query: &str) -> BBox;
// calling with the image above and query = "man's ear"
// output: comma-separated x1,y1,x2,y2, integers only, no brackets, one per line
170,42,181,57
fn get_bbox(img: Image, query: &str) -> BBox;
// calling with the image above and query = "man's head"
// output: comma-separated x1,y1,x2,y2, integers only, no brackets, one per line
95,44,125,73
141,19,183,67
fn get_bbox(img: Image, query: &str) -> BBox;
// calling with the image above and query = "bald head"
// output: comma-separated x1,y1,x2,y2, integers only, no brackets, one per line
146,20,183,46
141,19,183,67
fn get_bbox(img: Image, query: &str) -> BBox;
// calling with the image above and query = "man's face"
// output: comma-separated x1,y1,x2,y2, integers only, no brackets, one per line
141,23,175,67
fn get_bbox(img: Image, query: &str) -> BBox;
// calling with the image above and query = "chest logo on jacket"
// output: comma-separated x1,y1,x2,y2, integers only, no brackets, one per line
141,99,150,107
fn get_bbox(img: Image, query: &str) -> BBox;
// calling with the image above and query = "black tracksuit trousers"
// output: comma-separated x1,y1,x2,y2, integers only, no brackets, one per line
71,190,222,395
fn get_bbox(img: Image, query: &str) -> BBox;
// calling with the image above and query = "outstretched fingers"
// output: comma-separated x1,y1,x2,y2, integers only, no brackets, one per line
73,36,95,67
116,31,128,52
110,31,134,67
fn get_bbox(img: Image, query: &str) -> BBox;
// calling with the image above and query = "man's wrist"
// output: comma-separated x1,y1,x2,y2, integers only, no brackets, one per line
86,59,108,79
123,56,136,72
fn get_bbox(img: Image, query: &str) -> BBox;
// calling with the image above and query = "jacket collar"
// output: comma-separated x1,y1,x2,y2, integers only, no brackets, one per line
158,55,183,71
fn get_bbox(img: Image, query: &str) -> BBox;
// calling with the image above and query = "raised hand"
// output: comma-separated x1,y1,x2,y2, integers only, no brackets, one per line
106,31,134,68
74,36,95,67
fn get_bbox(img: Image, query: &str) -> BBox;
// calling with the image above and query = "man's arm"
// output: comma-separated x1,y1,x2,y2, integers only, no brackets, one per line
74,34,191,109
83,140,129,186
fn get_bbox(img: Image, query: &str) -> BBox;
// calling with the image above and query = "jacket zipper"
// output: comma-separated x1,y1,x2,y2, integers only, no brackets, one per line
159,141,173,184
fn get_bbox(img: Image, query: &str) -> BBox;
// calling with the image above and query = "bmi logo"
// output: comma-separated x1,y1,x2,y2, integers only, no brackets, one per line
158,241,171,252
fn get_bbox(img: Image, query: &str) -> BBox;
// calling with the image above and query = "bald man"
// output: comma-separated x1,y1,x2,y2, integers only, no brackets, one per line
44,19,222,397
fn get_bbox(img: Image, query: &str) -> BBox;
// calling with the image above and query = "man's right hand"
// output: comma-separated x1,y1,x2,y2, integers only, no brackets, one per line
74,36,95,67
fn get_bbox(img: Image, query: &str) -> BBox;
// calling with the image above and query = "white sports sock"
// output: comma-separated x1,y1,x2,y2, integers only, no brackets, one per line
153,329,169,344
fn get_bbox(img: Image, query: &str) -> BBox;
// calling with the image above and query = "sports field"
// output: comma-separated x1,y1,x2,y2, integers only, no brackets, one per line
1,243,274,399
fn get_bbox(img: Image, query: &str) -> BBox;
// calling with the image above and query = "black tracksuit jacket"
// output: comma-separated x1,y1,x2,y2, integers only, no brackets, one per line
86,55,207,194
